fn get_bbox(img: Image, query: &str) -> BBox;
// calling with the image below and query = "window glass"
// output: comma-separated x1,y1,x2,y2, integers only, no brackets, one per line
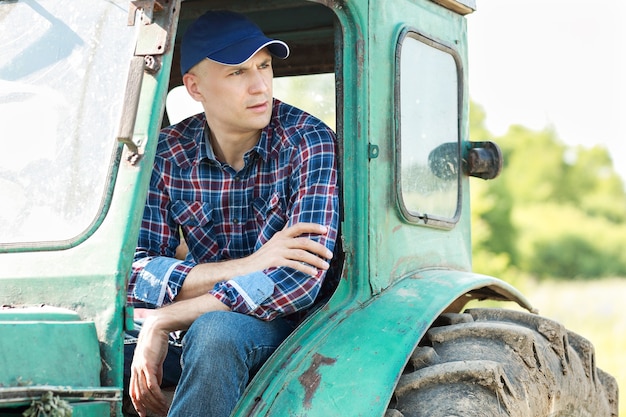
0,0,136,244
399,34,460,222
274,73,336,131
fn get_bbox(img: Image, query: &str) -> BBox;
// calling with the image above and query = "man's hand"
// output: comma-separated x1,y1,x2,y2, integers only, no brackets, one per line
129,317,170,417
249,222,333,277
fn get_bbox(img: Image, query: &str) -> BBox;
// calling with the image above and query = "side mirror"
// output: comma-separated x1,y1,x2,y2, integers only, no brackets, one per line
466,141,503,180
427,140,503,181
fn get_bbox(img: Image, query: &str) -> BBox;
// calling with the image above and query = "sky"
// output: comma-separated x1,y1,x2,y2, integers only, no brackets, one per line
466,0,626,184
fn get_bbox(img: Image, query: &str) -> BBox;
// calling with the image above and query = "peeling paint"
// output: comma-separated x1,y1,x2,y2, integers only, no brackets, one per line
297,353,337,409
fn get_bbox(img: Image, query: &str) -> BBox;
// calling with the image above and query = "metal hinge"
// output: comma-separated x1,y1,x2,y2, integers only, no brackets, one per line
127,0,180,69
128,0,167,26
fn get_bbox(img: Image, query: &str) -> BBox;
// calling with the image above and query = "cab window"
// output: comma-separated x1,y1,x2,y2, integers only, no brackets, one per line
0,0,136,246
397,32,462,225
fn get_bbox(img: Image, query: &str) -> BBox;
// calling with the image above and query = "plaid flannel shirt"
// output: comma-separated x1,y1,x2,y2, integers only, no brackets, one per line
128,99,339,321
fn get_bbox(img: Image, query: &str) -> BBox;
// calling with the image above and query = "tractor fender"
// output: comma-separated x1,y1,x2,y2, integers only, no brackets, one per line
234,269,535,416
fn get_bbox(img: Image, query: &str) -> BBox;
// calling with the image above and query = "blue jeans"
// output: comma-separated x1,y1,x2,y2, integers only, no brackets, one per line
125,311,294,417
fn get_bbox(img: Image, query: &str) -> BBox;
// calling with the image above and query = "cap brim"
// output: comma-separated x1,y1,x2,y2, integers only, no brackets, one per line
208,38,290,66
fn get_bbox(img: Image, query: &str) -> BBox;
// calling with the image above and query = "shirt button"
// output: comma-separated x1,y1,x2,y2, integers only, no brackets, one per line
233,218,239,225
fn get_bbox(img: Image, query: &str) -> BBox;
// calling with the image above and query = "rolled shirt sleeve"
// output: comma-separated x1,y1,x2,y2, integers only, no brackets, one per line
130,257,194,307
211,271,274,313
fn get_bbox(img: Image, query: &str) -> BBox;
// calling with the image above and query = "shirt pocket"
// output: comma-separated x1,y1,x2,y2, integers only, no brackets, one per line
169,200,218,261
170,200,213,227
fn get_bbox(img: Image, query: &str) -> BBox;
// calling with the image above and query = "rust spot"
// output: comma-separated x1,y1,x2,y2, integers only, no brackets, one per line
298,353,337,409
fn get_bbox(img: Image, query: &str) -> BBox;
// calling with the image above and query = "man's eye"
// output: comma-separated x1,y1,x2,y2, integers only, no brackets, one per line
231,70,243,76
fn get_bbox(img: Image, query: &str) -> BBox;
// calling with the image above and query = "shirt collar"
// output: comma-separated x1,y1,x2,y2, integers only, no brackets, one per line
199,101,280,165
258,99,282,161
254,128,271,161
201,126,217,162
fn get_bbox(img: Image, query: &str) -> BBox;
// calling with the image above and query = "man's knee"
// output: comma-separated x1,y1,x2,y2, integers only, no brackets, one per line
182,311,243,356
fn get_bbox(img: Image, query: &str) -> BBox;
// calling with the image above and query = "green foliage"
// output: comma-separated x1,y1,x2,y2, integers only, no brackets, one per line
514,204,626,279
565,145,626,223
469,104,518,263
469,100,626,280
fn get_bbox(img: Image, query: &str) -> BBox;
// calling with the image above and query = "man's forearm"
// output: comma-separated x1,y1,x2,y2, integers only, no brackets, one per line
174,223,332,302
148,293,230,333
175,259,250,301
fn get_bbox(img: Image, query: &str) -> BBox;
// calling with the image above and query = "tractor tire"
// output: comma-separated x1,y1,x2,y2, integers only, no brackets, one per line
386,308,618,417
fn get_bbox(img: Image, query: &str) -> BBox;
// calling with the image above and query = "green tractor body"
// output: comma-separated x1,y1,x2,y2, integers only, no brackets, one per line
0,0,617,416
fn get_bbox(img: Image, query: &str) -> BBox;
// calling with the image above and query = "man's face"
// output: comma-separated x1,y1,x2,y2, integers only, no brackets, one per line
184,48,274,138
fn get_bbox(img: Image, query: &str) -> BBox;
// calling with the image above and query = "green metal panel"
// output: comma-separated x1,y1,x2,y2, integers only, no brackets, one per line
0,306,81,322
234,269,533,416
70,402,111,417
329,0,373,307
0,308,100,387
367,0,474,294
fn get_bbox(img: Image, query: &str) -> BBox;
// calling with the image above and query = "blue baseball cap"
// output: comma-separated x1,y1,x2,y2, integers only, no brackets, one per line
180,11,290,74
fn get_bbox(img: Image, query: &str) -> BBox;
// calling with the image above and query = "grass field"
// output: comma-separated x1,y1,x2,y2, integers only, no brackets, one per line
506,277,624,415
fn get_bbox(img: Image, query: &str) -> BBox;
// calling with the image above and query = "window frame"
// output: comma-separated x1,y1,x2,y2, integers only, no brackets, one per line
394,28,464,229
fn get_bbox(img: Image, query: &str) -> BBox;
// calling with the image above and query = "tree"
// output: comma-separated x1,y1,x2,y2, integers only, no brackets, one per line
469,101,626,280
469,102,518,276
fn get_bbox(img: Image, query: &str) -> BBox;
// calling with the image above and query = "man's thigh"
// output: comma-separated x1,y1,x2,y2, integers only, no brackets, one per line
180,311,294,375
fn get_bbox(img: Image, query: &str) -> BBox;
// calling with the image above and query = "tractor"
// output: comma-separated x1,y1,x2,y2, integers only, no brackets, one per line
0,0,618,415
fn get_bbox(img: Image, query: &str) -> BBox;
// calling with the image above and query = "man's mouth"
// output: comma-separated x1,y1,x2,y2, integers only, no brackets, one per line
248,100,269,112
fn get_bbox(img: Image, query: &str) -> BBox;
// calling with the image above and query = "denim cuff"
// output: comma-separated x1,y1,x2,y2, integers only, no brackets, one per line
211,271,275,314
229,271,275,310
133,257,185,306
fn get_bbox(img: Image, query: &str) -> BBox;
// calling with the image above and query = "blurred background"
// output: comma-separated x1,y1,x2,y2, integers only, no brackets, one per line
467,1,625,413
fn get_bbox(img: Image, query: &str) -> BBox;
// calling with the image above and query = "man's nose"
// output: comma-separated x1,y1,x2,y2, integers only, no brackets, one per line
249,70,270,94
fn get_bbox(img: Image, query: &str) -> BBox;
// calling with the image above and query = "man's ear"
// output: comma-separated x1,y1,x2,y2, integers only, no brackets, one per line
183,73,203,102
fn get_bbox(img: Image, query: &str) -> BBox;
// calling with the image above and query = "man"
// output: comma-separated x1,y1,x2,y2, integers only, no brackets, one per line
126,10,339,417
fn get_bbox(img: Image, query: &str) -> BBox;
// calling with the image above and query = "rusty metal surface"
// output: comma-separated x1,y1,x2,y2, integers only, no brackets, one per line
233,270,533,416
133,0,179,56
298,353,337,409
